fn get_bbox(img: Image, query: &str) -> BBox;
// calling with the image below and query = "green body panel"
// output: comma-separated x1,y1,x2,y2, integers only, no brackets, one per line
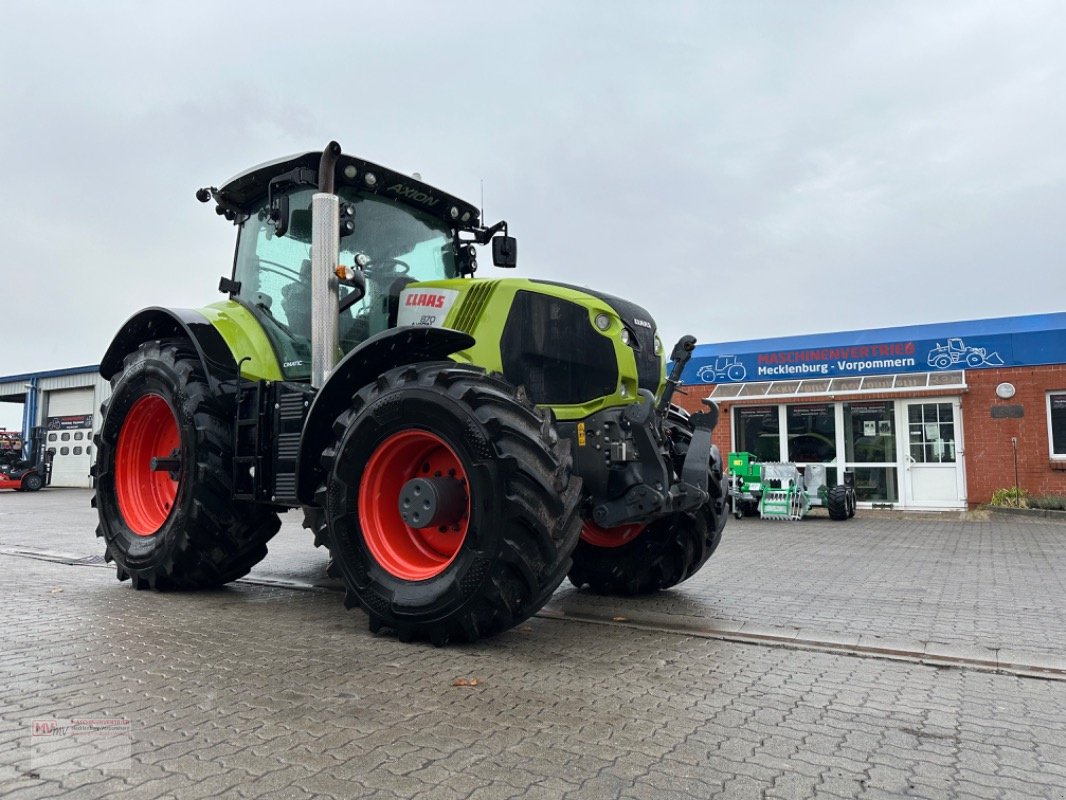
198,300,285,381
412,277,666,421
195,280,667,423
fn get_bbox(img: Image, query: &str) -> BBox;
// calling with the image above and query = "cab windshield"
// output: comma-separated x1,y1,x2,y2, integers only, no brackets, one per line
233,188,459,378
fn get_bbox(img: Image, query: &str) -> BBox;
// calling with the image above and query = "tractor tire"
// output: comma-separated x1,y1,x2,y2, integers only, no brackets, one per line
21,472,43,492
309,362,582,645
92,339,281,590
827,485,851,520
567,410,726,596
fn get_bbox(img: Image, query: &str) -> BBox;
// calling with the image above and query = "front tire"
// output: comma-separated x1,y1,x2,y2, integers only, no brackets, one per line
92,339,280,589
21,472,43,492
312,363,582,645
567,409,726,595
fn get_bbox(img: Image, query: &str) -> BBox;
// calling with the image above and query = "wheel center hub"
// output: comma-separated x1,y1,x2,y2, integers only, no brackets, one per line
398,477,467,530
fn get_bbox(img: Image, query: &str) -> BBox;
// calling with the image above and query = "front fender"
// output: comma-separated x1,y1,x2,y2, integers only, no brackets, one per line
99,307,238,384
295,326,475,504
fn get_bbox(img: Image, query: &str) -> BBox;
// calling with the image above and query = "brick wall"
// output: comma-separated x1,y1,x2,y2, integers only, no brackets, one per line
676,366,1066,507
961,366,1066,505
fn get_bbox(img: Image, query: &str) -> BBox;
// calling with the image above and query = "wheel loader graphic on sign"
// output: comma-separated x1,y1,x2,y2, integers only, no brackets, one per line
927,338,1005,369
696,355,747,383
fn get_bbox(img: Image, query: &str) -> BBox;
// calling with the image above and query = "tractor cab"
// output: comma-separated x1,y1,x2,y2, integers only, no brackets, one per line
202,151,510,381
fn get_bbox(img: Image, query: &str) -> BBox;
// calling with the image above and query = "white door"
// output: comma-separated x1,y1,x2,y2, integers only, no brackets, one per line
901,399,965,508
45,388,95,488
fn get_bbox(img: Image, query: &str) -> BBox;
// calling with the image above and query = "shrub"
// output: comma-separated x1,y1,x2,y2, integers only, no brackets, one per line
1028,494,1066,511
989,487,1029,508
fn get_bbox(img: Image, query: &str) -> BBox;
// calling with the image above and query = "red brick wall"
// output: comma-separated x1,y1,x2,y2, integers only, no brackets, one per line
676,366,1066,507
961,366,1066,505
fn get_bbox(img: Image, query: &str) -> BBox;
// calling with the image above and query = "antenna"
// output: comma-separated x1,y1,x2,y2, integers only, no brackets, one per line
480,179,484,222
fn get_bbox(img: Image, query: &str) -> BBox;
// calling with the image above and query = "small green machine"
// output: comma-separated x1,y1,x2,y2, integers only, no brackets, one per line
727,452,856,521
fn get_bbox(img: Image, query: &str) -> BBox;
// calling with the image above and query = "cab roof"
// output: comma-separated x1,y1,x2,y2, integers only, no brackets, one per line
217,150,482,230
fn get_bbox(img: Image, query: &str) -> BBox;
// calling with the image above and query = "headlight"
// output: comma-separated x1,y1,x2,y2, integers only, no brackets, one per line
654,336,663,356
594,313,611,331
620,328,631,345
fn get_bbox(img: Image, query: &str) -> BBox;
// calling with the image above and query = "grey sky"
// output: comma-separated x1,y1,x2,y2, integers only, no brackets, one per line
2,1,1064,430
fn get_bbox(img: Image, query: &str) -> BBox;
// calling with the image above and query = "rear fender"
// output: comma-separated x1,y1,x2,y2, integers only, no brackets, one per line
295,326,475,504
99,307,238,386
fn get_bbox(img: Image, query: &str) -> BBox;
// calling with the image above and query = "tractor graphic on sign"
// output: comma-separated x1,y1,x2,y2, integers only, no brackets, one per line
696,355,747,383
927,338,1005,369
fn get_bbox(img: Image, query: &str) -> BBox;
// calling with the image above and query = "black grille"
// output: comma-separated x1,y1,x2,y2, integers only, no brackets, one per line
529,280,662,394
500,291,618,406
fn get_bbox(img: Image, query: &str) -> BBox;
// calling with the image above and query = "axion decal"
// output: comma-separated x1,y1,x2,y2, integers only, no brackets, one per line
632,318,653,329
387,183,440,207
396,287,460,329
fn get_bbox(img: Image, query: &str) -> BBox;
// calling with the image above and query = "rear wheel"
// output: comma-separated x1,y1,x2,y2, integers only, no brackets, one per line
568,410,725,595
92,339,280,589
311,362,582,645
827,485,852,521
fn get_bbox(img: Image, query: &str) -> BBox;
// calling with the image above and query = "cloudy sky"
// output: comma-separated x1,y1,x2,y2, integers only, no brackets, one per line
1,1,1064,429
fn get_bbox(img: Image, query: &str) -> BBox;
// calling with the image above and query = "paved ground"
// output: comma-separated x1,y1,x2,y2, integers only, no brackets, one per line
2,490,1066,798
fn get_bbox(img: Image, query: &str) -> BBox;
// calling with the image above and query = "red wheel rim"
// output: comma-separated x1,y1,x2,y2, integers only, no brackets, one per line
115,394,180,536
358,430,470,581
580,520,645,548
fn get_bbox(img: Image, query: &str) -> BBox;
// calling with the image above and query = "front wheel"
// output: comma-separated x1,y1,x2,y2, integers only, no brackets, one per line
92,339,280,590
312,362,582,645
21,472,43,492
567,411,726,595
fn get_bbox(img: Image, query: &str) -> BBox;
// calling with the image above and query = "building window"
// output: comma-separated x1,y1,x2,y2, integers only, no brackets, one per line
60,447,69,456
74,432,83,441
786,403,836,463
1048,392,1066,459
61,432,70,441
907,402,956,463
844,401,896,463
73,446,83,456
48,433,57,442
734,405,779,462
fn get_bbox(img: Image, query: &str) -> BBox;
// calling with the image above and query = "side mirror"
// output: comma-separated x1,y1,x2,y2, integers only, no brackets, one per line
492,235,518,268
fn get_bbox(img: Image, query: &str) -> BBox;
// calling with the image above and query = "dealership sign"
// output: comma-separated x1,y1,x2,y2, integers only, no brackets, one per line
47,414,94,431
681,313,1066,385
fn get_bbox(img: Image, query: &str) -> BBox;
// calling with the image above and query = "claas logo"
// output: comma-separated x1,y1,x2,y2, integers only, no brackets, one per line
404,293,447,309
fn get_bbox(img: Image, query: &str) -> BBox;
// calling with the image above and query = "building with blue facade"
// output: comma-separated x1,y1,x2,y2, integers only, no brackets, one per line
676,312,1066,510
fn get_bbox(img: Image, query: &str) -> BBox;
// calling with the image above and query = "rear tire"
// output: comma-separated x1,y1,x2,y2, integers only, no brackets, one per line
92,339,281,589
827,485,851,520
311,362,582,645
567,408,725,595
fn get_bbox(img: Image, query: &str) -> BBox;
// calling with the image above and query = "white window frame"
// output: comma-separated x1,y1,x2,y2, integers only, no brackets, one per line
1047,391,1066,460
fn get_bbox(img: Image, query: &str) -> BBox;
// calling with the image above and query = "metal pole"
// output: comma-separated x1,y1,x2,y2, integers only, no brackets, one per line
1012,436,1020,506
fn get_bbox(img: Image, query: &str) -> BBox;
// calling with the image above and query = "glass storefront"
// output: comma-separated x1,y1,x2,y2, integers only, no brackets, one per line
734,405,779,462
731,396,962,506
844,401,898,502
786,404,836,463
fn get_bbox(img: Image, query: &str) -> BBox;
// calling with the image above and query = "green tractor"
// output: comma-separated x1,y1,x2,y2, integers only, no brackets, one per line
92,142,726,644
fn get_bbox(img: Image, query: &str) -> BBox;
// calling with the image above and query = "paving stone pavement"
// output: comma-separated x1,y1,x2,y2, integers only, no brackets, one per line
2,490,1066,798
